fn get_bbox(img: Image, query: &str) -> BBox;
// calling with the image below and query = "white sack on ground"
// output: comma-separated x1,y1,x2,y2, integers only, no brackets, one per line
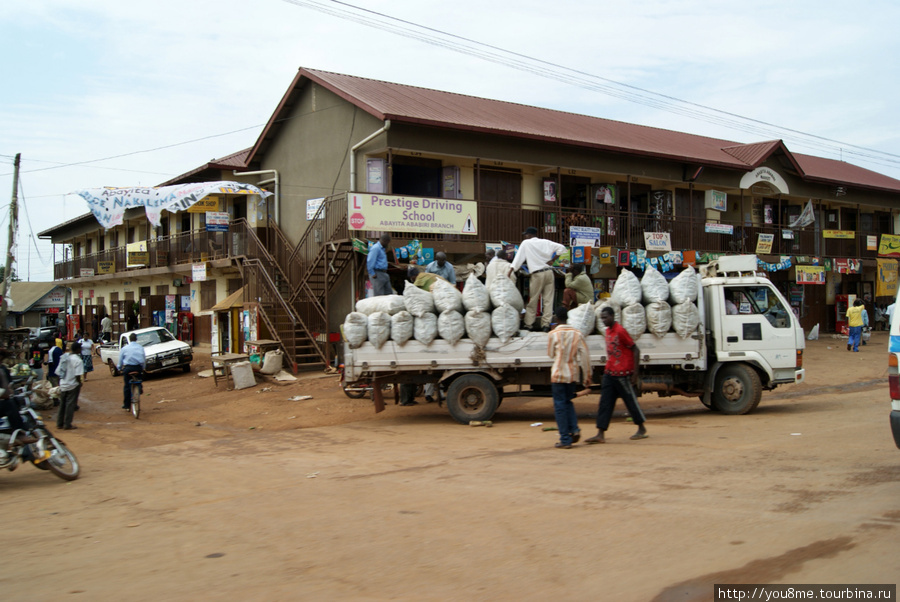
462,274,491,312
612,269,642,306
367,312,391,349
645,301,672,338
641,266,670,303
465,310,492,347
568,303,596,338
356,294,406,316
432,278,463,313
621,303,647,340
489,274,525,312
807,324,820,341
491,303,520,343
672,301,700,339
594,300,622,335
403,280,436,317
391,311,414,345
413,313,438,345
259,349,284,375
343,312,368,348
669,265,699,304
437,310,466,345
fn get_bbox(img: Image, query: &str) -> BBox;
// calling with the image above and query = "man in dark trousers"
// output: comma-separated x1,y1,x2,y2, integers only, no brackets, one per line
585,306,648,443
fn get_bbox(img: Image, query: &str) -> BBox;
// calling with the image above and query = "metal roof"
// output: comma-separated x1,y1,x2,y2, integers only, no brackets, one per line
159,147,252,186
6,282,62,312
249,68,900,194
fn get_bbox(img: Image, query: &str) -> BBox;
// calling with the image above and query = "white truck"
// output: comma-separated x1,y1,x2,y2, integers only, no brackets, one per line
342,255,806,424
99,326,193,376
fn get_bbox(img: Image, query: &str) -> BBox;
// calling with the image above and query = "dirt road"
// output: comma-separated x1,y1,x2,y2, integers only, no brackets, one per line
2,335,898,601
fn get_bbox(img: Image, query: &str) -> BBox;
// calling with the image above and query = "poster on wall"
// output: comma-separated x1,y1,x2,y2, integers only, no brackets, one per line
878,234,900,257
877,259,898,297
593,184,616,205
570,225,601,247
543,180,557,203
756,233,775,254
834,258,862,274
796,265,825,284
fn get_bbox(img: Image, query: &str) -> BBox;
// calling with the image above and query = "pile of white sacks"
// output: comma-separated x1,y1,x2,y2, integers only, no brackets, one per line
343,265,701,350
343,274,526,349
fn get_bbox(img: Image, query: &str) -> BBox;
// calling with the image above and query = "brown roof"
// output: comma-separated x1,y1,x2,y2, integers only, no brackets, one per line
159,147,252,186
249,68,900,194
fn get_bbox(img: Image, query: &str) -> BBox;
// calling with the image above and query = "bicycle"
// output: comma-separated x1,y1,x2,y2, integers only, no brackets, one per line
128,371,143,419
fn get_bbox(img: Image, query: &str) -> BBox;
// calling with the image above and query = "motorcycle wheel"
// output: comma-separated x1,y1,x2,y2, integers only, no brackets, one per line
131,383,141,419
44,438,80,481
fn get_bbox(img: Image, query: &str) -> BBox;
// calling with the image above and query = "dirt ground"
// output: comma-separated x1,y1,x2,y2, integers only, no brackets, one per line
2,333,898,600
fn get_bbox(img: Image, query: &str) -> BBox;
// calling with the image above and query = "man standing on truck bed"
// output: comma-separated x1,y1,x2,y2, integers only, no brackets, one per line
547,307,591,449
585,307,648,444
509,227,566,332
367,234,393,297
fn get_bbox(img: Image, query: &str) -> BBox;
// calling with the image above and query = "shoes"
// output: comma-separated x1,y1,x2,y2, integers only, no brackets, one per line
847,344,852,351
571,431,581,444
541,326,551,333
555,442,572,449
74,406,81,411
630,432,649,440
63,425,78,430
399,401,418,406
122,406,131,410
14,434,38,445
425,396,435,403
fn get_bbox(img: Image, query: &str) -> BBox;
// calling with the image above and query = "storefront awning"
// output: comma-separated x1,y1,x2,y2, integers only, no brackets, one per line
211,287,244,312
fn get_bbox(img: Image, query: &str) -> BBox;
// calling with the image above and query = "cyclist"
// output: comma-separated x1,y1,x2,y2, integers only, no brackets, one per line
117,333,146,411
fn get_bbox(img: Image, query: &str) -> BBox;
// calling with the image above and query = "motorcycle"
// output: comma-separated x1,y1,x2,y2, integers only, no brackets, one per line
0,377,80,481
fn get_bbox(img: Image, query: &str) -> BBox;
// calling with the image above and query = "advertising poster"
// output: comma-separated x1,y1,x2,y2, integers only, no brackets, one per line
796,265,826,284
347,193,478,235
569,226,601,247
878,234,900,258
643,232,672,252
705,223,734,235
877,259,899,297
756,233,775,254
543,180,557,203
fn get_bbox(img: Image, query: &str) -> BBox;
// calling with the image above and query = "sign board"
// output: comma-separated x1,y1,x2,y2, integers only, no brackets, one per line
192,263,207,282
306,197,325,221
877,259,899,297
188,196,220,213
878,234,900,258
796,265,825,284
80,268,95,278
597,246,613,264
756,233,775,254
126,241,148,267
823,230,855,239
206,211,230,232
704,190,727,211
128,251,149,265
569,226,602,247
834,258,862,274
867,235,878,251
782,230,794,240
705,223,734,235
347,193,478,235
98,260,115,274
643,232,671,252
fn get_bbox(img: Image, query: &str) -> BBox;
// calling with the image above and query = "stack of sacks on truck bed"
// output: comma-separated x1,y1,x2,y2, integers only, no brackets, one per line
599,265,700,340
342,273,528,348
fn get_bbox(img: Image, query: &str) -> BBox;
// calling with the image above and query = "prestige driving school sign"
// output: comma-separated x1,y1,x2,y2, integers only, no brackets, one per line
347,193,478,235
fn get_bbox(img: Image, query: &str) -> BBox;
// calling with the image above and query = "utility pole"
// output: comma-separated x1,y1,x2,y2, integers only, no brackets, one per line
1,153,20,328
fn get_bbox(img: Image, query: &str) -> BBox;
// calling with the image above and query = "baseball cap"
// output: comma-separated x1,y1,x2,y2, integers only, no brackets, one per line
523,227,538,236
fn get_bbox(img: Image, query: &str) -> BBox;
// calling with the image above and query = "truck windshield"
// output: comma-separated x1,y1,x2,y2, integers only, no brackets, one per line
136,329,176,346
724,287,791,328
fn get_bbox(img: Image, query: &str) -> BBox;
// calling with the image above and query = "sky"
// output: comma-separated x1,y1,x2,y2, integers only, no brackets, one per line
2,0,899,282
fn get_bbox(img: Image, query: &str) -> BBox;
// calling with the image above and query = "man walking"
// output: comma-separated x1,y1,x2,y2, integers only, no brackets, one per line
118,333,146,411
847,299,865,352
425,252,456,285
367,234,393,297
56,342,84,431
508,227,566,332
100,313,113,343
585,307,648,443
547,307,591,449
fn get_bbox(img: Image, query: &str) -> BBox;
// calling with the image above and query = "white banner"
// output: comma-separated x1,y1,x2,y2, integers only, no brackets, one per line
73,181,272,229
789,200,815,229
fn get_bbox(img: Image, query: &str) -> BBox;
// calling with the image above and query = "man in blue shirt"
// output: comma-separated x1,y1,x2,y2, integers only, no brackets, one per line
425,252,456,285
367,234,393,296
118,333,147,410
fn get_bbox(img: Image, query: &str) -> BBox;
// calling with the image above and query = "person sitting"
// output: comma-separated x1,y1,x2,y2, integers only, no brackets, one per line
563,264,593,309
425,252,456,285
118,333,147,410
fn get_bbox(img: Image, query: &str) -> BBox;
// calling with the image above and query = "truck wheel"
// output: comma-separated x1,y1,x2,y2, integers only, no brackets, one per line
446,374,499,424
108,359,120,377
712,364,762,415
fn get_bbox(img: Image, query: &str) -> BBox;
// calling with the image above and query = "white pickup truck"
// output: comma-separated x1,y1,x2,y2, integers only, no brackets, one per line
343,255,806,424
99,327,193,376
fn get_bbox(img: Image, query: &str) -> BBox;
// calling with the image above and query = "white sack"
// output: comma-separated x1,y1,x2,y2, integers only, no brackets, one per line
807,324,820,341
437,310,466,345
669,265,699,304
343,312,368,348
568,303,596,338
391,311,414,345
491,303,520,343
432,278,463,313
403,280,435,317
465,310,492,347
367,312,391,349
672,301,701,339
645,301,672,338
356,294,406,316
612,269,642,306
462,274,491,312
641,266,670,303
259,349,284,375
489,275,525,312
621,303,647,340
414,313,438,345
594,300,622,335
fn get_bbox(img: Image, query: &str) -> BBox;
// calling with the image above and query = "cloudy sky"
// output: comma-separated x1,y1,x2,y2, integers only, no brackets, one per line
2,0,899,281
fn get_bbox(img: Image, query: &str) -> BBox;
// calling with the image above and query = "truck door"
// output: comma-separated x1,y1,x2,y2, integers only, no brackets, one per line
720,285,797,372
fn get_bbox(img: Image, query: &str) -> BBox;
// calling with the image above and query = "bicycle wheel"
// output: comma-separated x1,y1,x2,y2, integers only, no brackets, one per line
131,382,141,419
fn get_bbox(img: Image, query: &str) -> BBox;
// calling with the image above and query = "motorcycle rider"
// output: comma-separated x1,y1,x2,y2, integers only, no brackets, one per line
118,333,146,411
0,346,37,445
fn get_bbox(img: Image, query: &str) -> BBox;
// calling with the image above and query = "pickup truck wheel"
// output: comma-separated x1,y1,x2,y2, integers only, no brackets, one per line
108,359,120,377
182,364,191,374
446,374,499,424
712,364,762,415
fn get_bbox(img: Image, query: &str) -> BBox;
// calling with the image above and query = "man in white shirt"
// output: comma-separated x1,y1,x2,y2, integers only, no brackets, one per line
509,227,567,332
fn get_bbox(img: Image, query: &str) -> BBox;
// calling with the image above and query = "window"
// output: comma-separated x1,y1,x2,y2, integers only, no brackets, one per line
724,286,790,328
200,280,216,311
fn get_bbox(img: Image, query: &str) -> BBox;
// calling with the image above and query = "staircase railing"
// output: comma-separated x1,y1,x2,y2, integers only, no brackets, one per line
287,194,350,307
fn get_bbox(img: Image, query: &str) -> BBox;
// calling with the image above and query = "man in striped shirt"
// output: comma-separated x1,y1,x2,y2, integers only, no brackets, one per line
547,306,592,449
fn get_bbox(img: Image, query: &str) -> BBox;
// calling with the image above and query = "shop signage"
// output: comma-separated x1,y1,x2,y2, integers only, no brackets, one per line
834,258,862,274
796,265,825,284
306,197,325,221
739,167,790,195
188,196,220,213
570,226,601,247
80,268,95,278
206,211,230,232
704,190,727,212
705,223,734,235
823,230,855,239
643,232,672,252
192,262,207,282
98,260,115,274
867,235,878,251
128,251,149,265
877,259,898,297
756,233,774,254
878,234,900,258
347,193,478,235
